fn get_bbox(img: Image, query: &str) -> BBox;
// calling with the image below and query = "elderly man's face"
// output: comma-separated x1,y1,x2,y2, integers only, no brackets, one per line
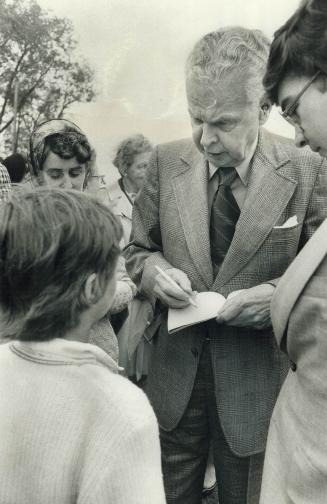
187,74,266,168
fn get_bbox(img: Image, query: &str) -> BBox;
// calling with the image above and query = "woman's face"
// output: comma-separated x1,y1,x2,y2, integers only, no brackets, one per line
125,151,151,191
278,75,327,157
41,151,87,191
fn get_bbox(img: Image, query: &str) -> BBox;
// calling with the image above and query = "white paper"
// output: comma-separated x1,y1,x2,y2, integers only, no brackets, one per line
168,292,226,334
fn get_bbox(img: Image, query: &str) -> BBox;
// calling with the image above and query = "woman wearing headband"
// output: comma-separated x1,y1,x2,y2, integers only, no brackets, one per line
29,119,136,361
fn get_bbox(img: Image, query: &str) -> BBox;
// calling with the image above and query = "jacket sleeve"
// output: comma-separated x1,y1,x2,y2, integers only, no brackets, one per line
110,256,137,314
124,147,173,307
299,156,327,248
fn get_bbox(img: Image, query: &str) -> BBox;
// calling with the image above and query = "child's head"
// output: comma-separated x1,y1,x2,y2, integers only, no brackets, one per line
0,188,122,341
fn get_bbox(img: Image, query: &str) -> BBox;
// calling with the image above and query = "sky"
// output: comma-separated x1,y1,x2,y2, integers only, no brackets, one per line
36,0,300,183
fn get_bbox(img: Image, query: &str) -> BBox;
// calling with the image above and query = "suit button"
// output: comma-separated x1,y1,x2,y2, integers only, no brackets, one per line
290,360,297,372
191,347,199,357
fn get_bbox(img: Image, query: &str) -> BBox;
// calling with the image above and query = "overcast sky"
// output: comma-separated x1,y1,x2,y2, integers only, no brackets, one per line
37,0,300,182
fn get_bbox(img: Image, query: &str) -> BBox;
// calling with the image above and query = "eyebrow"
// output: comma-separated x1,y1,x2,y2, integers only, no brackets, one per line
189,109,238,122
45,165,83,171
211,114,237,122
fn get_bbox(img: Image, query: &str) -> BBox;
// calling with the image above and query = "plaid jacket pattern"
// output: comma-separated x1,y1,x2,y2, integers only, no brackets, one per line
0,163,10,201
125,128,327,456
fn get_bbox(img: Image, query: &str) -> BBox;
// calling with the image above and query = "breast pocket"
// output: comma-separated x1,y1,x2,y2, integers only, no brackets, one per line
257,223,303,277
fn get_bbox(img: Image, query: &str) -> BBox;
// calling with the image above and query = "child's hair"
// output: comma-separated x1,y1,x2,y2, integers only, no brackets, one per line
0,188,122,341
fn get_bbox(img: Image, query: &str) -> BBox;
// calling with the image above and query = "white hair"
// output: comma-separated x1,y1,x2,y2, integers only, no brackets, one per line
185,27,271,104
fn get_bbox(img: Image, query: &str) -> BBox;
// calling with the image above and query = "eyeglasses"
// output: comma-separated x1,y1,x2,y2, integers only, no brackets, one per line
278,70,321,126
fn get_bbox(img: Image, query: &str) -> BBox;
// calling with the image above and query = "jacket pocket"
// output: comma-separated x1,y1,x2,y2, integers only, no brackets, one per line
256,223,303,278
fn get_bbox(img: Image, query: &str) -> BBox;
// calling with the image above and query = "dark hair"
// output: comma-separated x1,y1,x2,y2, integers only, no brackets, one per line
41,130,91,168
30,121,92,182
264,0,327,104
2,153,27,183
0,188,122,341
113,134,153,176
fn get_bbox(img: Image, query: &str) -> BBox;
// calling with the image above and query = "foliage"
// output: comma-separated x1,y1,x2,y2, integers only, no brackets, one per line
0,0,95,153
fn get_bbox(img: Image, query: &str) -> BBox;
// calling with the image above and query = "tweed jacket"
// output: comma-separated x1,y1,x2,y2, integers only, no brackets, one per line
125,128,327,456
260,219,327,503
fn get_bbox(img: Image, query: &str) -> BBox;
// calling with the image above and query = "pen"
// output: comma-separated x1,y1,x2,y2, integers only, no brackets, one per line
155,266,197,307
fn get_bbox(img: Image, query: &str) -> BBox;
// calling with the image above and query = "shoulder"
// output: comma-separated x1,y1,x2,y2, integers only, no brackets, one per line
258,129,326,187
148,138,198,180
152,138,196,164
80,365,157,427
155,137,194,154
261,128,324,168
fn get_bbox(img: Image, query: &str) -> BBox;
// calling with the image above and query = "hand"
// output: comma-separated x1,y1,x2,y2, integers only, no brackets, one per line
154,267,195,309
216,283,275,329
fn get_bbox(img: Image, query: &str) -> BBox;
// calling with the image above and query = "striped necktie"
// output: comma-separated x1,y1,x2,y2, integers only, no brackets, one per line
210,167,240,276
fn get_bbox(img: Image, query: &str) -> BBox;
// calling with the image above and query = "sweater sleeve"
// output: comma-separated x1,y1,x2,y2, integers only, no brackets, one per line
84,410,166,504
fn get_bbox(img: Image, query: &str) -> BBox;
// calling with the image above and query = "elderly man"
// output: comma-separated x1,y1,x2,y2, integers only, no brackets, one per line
125,27,327,504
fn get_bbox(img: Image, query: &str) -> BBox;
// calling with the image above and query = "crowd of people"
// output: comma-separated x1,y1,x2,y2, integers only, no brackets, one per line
1,0,327,502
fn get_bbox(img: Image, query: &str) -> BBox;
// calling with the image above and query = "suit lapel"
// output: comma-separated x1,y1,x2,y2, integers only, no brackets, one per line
271,218,327,347
213,129,297,290
173,145,213,288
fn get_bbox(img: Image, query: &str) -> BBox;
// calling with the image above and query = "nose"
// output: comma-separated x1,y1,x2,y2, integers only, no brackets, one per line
200,124,218,150
60,175,74,189
294,125,307,149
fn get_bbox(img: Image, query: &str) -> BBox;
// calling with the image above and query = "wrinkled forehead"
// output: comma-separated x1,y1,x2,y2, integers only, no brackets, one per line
186,72,252,114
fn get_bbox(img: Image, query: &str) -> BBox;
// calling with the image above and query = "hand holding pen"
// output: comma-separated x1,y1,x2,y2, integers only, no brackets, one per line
154,266,197,309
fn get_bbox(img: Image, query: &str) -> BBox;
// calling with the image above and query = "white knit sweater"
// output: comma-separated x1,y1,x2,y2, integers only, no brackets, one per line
0,338,166,504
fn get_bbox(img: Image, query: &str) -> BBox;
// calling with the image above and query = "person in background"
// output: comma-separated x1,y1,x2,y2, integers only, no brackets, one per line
0,162,11,201
260,1,327,502
29,118,136,361
110,134,153,246
2,153,28,184
125,27,327,504
108,134,156,384
0,188,165,504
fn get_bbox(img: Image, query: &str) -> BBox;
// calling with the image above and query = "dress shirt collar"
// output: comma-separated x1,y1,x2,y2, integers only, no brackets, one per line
208,134,259,186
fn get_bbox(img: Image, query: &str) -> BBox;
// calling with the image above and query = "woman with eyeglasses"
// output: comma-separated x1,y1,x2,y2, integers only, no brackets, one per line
260,1,327,502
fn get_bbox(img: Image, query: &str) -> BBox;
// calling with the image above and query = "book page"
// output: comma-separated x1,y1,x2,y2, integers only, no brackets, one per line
168,292,226,334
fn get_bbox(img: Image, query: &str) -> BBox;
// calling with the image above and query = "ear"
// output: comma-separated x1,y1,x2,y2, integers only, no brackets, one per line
259,95,272,125
82,273,102,306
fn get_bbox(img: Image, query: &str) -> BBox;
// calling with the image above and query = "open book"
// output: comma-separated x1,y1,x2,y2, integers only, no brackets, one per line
167,291,241,334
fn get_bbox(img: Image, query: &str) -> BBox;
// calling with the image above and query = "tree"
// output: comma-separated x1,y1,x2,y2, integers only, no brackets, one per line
0,0,95,154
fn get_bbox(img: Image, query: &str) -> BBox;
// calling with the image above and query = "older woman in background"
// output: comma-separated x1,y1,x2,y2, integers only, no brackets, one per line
260,1,327,502
110,134,153,246
29,118,136,361
107,134,156,384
